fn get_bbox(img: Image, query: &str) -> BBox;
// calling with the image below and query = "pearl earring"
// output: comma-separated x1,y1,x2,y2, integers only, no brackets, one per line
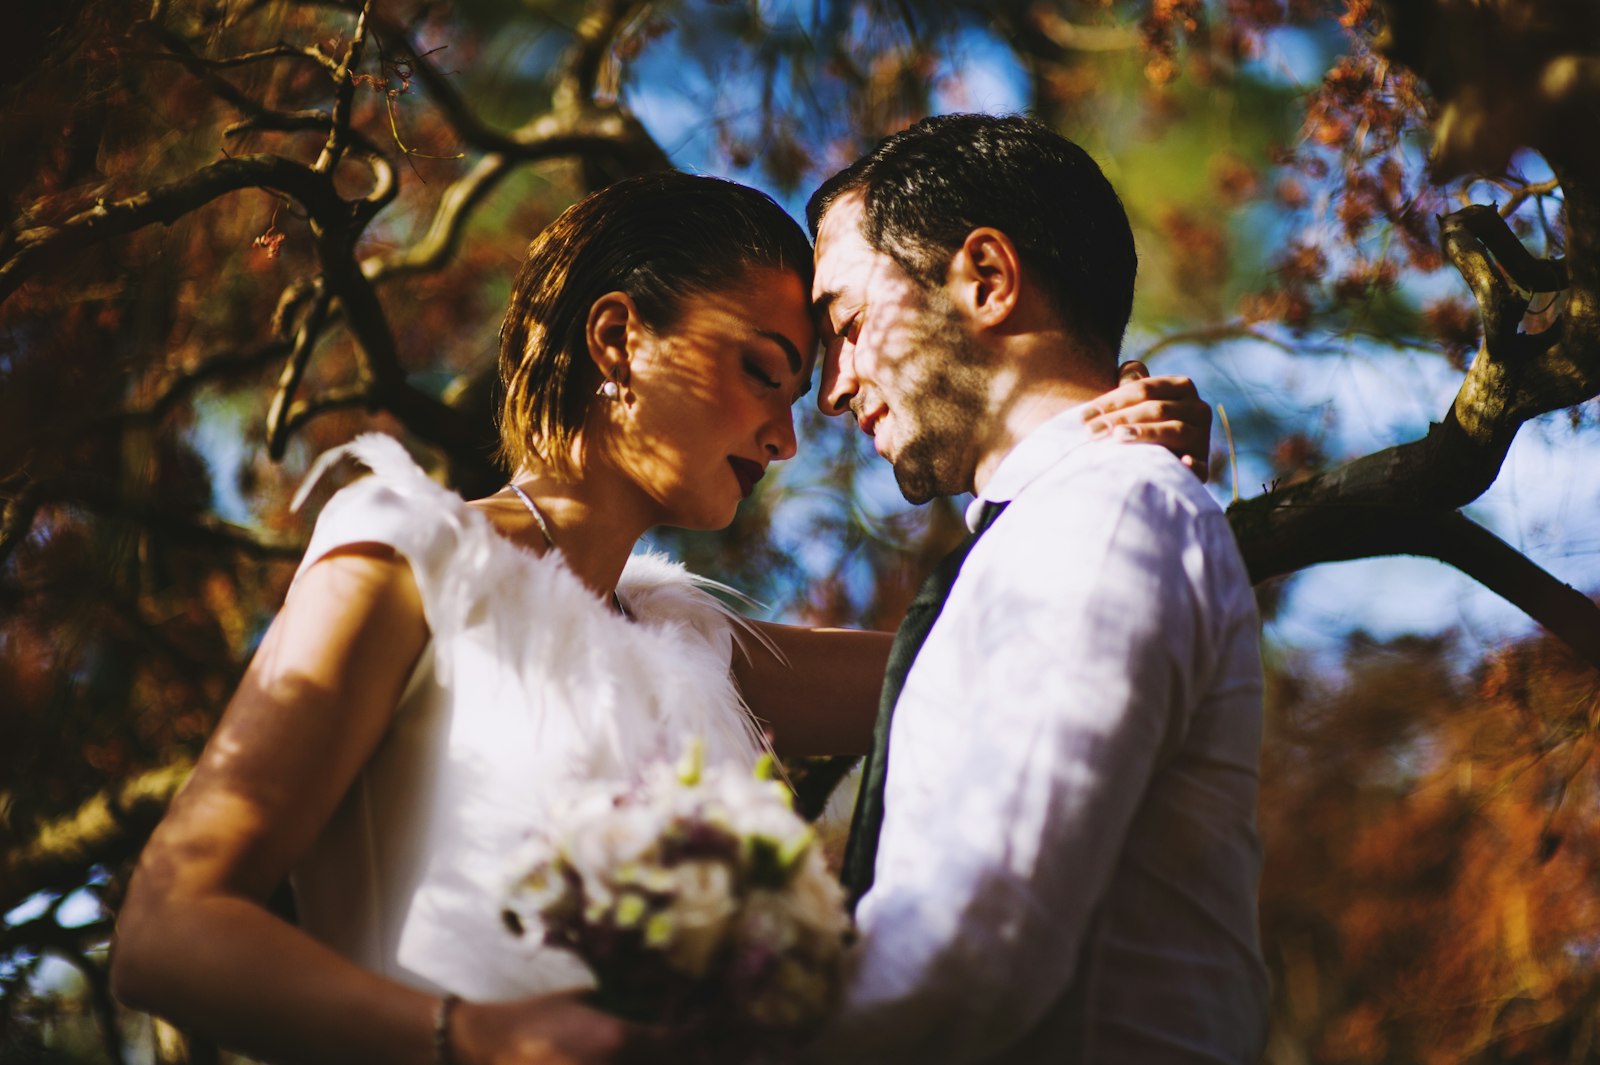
598,379,621,400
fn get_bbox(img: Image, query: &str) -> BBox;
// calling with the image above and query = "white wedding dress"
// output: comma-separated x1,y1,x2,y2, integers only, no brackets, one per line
287,434,769,1001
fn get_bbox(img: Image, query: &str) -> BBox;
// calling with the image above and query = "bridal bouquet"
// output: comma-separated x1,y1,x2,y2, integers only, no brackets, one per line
502,742,853,1048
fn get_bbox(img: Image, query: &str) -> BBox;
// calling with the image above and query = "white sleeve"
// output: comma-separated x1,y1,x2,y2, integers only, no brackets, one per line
291,436,478,678
812,466,1213,1063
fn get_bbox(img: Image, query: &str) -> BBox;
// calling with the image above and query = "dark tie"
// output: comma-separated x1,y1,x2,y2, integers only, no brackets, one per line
840,500,1009,909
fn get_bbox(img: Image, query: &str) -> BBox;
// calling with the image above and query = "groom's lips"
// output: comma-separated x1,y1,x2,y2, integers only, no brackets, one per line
857,405,887,438
728,457,765,498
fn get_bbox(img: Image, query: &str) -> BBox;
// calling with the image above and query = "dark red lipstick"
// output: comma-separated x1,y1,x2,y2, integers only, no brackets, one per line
728,457,765,498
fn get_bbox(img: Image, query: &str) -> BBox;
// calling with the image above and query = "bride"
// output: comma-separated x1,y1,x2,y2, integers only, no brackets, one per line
110,171,1211,1065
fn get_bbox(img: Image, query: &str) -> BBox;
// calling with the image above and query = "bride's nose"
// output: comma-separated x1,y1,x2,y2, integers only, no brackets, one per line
760,407,798,462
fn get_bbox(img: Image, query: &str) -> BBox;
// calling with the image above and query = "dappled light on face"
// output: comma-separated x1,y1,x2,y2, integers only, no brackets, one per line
586,272,813,531
814,201,990,503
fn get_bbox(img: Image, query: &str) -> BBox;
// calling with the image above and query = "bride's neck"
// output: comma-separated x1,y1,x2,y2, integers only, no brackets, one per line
475,466,649,601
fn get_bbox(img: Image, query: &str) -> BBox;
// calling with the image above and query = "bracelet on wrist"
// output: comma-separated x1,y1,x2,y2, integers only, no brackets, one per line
433,993,461,1065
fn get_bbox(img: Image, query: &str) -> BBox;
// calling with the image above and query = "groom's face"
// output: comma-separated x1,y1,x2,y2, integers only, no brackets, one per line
811,192,990,503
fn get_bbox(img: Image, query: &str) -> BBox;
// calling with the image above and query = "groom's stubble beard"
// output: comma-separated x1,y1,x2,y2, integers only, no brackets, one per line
886,287,994,506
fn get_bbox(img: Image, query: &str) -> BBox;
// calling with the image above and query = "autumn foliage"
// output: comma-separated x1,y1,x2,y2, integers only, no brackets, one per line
1262,632,1600,1062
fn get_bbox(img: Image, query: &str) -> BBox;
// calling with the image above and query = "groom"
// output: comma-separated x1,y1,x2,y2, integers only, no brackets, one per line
805,114,1270,1063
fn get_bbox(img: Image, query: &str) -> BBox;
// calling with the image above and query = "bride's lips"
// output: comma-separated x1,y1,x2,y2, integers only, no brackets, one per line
728,457,765,498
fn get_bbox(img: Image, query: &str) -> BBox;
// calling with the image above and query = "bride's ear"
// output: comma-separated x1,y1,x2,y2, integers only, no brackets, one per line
585,291,637,388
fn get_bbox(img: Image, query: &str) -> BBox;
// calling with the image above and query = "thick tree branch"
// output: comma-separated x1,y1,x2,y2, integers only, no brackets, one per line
370,7,670,192
1231,202,1600,667
1234,502,1600,667
363,153,511,281
554,0,648,110
1448,203,1568,294
1,155,344,303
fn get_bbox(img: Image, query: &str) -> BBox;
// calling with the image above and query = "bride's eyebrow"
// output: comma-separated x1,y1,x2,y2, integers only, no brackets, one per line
757,329,803,375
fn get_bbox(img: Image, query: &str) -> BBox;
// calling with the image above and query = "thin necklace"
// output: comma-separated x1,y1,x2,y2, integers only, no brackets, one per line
505,482,555,549
504,483,630,619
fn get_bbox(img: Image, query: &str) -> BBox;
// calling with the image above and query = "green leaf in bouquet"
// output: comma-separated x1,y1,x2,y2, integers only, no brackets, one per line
645,910,676,949
676,737,705,786
614,890,648,929
744,824,813,889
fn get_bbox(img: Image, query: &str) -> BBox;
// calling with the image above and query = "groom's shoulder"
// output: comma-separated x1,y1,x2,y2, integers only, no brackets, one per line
1054,439,1224,522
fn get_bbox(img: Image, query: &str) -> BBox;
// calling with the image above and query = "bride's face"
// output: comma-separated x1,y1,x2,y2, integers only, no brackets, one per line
609,264,817,530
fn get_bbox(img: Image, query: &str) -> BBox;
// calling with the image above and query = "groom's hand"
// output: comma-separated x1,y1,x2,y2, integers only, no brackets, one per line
450,993,668,1065
1082,362,1213,482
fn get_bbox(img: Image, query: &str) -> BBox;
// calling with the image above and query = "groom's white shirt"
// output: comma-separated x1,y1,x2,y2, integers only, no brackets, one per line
813,408,1269,1064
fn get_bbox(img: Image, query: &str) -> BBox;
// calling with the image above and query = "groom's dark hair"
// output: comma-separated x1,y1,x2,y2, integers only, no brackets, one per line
806,113,1137,363
499,171,813,479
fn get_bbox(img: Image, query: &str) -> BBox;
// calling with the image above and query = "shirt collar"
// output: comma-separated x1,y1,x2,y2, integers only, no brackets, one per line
964,404,1097,532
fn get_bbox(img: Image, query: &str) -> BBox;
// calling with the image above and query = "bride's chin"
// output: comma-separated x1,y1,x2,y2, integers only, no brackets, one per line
689,504,740,533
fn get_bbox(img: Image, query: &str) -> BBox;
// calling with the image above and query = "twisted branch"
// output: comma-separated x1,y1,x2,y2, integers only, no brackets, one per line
1,154,344,303
266,279,332,458
1230,203,1600,667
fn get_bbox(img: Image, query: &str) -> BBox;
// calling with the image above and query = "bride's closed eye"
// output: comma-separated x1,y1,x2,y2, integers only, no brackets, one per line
742,354,782,390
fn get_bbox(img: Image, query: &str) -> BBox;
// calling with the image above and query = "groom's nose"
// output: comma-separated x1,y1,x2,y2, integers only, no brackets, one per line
818,338,857,416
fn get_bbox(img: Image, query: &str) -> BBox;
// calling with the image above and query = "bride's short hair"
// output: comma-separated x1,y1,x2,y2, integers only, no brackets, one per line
498,172,813,479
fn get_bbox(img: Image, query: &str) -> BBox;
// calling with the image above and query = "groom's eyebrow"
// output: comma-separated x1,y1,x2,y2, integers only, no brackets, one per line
811,292,839,331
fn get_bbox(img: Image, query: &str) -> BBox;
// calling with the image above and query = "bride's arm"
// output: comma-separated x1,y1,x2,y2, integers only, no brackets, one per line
1082,367,1214,481
734,624,892,757
111,547,633,1065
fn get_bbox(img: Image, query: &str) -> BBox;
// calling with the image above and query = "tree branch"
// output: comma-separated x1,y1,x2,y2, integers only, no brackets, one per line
0,478,41,568
1231,202,1600,666
282,384,376,437
28,483,307,560
1,762,191,915
266,279,333,459
554,0,648,110
1,155,343,303
122,339,296,426
362,153,511,281
1234,501,1600,667
373,8,670,169
313,0,374,175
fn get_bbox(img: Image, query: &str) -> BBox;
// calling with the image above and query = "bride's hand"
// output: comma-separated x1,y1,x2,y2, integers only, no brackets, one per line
1082,360,1213,481
451,993,666,1065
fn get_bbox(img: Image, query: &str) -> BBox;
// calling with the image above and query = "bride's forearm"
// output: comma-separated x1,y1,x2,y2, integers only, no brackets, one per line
112,892,438,1065
735,622,892,757
110,547,442,1064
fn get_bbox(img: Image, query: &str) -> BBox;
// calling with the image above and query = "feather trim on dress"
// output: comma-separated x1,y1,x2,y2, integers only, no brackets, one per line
291,433,770,780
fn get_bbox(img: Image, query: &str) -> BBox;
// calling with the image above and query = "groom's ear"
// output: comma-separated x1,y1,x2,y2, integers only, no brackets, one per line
584,291,639,383
946,227,1022,330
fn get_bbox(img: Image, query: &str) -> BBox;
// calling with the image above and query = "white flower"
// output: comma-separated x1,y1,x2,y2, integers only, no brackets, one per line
564,803,662,892
503,837,574,934
663,859,738,977
501,739,854,1032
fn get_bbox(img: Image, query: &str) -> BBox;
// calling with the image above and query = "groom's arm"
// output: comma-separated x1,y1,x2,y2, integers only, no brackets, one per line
809,458,1219,1063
